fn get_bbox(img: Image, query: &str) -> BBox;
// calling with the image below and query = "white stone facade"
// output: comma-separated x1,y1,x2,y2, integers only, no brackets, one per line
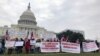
0,3,56,39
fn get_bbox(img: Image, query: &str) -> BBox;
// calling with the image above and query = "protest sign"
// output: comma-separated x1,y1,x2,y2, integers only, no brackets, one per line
5,41,15,48
15,41,24,46
40,42,60,52
61,42,80,53
83,42,99,52
30,40,36,45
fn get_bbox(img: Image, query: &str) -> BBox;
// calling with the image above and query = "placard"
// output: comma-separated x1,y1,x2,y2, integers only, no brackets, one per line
5,41,15,48
40,42,60,52
83,42,99,52
15,41,24,46
61,42,80,53
30,40,36,45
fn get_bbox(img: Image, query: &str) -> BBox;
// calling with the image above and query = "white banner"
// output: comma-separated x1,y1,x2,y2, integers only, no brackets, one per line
5,41,15,48
15,41,24,46
61,42,80,53
40,42,60,52
83,42,99,52
30,40,36,45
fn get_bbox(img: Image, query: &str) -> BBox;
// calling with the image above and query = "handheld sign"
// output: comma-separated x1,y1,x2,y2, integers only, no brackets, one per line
15,41,24,46
40,42,60,52
5,41,15,48
30,40,36,45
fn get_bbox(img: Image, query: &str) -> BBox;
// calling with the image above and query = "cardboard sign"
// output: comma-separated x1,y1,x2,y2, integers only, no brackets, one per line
61,42,80,53
30,40,36,45
15,41,24,46
40,42,60,52
5,41,15,48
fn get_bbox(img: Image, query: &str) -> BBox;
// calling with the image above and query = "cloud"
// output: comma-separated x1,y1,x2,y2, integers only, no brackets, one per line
36,0,100,40
0,0,100,40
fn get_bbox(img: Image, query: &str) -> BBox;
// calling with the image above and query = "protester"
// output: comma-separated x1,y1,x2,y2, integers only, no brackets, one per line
0,40,2,54
1,38,5,54
30,45,35,53
95,40,99,52
15,38,19,54
7,47,13,54
11,38,23,54
25,39,31,53
7,40,14,54
30,39,35,53
16,38,24,53
35,39,41,53
6,39,15,54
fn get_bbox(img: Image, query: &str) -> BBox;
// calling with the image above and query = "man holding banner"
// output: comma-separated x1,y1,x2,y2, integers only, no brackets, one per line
30,32,36,53
5,41,15,54
4,30,14,54
15,38,24,53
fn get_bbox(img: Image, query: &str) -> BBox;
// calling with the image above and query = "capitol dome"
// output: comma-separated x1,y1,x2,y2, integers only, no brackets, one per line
18,3,37,25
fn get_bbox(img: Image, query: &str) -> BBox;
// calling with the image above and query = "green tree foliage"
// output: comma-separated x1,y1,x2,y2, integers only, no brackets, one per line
56,30,85,43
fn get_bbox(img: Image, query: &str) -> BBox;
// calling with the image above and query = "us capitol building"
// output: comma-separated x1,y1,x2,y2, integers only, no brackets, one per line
0,3,56,39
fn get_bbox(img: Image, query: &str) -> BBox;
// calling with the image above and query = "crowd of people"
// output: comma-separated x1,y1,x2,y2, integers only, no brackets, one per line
0,35,99,54
0,37,60,54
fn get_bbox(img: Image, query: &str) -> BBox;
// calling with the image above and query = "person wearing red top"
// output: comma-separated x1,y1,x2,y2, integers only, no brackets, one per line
25,39,31,53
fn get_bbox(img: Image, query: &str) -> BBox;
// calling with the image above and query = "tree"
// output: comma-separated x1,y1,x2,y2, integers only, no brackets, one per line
56,30,85,43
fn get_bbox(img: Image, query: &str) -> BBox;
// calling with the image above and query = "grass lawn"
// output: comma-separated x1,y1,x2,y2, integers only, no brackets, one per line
0,53,100,56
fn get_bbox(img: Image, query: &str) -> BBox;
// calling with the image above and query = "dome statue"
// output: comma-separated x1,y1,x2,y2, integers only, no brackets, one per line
18,3,37,26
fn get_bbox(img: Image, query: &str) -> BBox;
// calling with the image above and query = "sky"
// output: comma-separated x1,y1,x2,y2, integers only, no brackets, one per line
0,0,100,40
